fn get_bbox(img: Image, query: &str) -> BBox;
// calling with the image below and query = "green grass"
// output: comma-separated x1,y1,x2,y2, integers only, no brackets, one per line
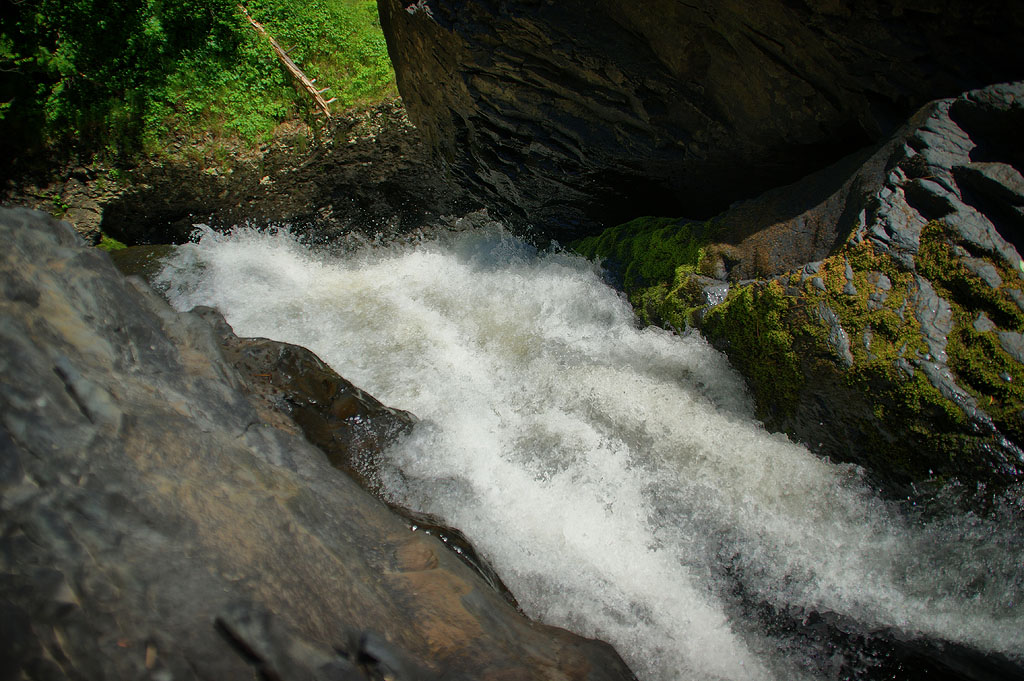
1,0,396,163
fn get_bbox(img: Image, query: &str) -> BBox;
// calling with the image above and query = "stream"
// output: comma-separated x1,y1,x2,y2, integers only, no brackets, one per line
156,222,1023,681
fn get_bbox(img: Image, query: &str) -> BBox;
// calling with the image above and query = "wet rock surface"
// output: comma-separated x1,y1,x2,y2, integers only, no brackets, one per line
198,307,418,486
193,306,518,606
0,207,637,681
378,0,1024,236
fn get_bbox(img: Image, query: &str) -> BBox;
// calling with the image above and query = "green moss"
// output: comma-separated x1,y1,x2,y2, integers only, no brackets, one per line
917,221,1024,330
96,234,128,252
693,235,974,481
805,240,926,365
701,280,803,421
787,239,972,478
572,216,715,291
631,270,709,330
572,216,723,330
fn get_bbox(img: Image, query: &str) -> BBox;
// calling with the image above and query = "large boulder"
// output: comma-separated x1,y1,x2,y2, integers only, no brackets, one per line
378,0,1024,236
574,83,1024,496
0,207,636,681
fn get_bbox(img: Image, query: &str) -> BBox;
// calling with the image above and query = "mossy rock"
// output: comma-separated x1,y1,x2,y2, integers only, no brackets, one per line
96,234,128,252
573,216,718,290
107,244,177,280
573,216,1024,494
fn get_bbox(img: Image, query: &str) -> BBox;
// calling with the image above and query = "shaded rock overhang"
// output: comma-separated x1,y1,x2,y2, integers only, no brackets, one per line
378,0,1024,237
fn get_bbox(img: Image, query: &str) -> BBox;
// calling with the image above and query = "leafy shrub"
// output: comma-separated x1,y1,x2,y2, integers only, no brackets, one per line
1,0,395,165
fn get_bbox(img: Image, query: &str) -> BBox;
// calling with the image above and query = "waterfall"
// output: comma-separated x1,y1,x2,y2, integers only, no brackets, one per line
157,223,1023,681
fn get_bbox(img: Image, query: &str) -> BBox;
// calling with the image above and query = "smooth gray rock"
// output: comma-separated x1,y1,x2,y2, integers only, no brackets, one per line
868,272,892,291
974,312,997,333
963,257,1004,289
1010,288,1024,313
912,276,953,364
0,208,637,681
999,330,1024,365
955,162,1024,205
816,301,854,369
866,270,891,310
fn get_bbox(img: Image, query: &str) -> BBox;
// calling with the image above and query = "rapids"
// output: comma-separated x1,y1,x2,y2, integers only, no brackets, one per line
156,224,1023,681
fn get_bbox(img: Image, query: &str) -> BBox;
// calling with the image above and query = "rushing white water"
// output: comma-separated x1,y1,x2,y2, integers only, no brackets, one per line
157,224,1023,681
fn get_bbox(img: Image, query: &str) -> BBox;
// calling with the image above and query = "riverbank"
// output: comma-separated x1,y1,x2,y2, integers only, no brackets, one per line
2,98,478,247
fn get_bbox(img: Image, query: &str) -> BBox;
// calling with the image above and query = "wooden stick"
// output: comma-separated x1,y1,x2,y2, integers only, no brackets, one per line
238,5,333,118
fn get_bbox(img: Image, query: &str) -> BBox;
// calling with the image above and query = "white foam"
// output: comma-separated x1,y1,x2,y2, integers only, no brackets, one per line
158,224,1024,680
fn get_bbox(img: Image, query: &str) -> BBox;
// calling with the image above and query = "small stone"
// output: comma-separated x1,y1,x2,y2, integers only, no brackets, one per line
867,291,888,311
844,258,854,282
843,282,858,296
1008,288,1024,313
811,276,826,291
963,257,1003,289
801,261,823,282
702,283,729,307
973,312,996,333
998,330,1024,364
867,272,892,291
816,301,854,369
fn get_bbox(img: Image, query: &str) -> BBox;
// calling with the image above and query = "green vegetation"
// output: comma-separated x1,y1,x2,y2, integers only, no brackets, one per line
701,280,803,420
1,0,395,163
573,216,714,290
789,239,968,475
97,234,128,251
573,215,720,327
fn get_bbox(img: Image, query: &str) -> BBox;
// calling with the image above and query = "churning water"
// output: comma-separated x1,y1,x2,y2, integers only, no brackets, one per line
157,224,1023,681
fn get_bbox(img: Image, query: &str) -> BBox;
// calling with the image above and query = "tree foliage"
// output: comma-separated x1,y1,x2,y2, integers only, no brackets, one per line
1,0,394,163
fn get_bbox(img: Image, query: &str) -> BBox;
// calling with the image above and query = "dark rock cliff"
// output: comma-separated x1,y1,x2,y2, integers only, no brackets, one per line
379,0,1024,236
0,207,636,681
575,82,1024,496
